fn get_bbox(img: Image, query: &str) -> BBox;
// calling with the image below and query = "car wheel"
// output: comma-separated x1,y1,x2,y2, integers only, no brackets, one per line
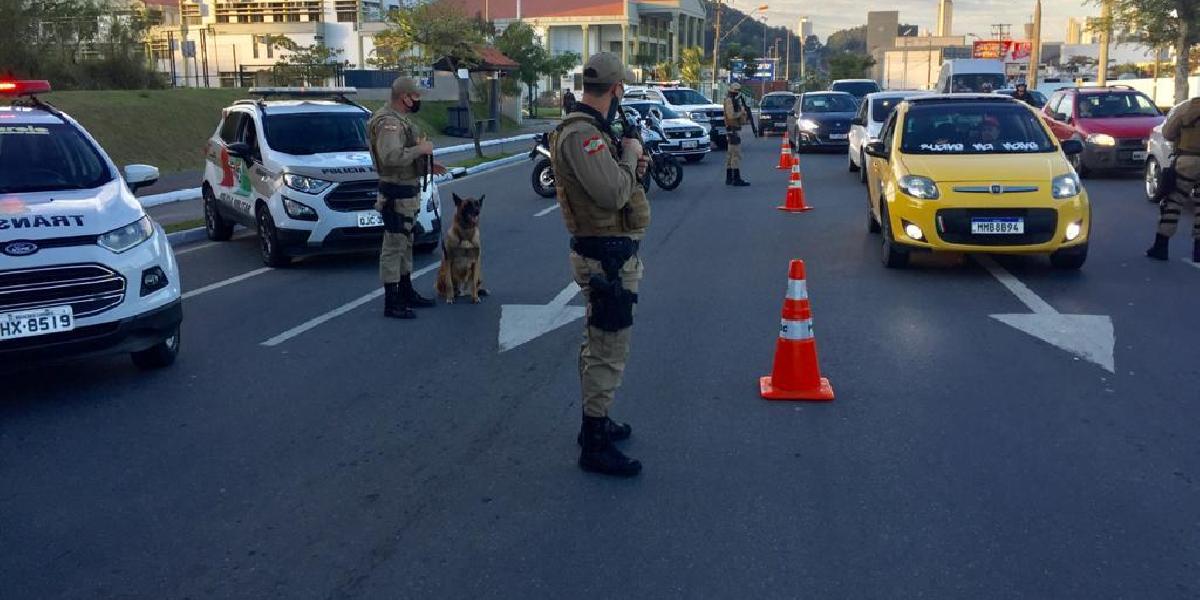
685,155,705,163
848,149,859,172
1144,158,1161,203
879,204,909,268
859,151,868,185
1070,149,1090,179
203,186,234,241
256,205,291,268
131,326,180,370
1050,243,1088,270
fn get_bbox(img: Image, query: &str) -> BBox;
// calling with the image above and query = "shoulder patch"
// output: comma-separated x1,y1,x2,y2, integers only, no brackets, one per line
582,135,607,155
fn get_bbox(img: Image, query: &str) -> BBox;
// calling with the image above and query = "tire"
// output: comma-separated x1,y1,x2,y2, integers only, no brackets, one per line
866,177,881,234
203,186,234,241
1144,158,1161,203
1070,148,1091,179
848,149,859,172
685,154,705,163
131,326,180,370
1050,243,1088,270
256,205,291,268
531,158,556,198
859,151,868,185
879,204,909,269
652,155,683,191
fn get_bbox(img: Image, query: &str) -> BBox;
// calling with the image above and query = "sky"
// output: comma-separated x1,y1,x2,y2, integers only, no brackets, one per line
748,0,1103,43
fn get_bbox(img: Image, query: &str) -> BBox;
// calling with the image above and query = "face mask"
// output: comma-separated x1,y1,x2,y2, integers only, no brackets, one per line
606,94,620,123
407,97,422,113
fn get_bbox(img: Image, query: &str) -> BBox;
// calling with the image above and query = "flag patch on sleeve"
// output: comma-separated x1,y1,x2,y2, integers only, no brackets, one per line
582,135,606,155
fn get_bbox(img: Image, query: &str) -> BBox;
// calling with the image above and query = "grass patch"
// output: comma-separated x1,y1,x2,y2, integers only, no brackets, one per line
530,106,564,119
449,151,516,169
163,218,206,234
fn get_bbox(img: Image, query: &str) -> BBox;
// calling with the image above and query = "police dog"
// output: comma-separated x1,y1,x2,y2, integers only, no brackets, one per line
435,194,488,303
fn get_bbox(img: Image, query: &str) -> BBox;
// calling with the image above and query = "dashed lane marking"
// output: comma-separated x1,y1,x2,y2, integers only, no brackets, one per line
181,267,272,300
534,204,560,217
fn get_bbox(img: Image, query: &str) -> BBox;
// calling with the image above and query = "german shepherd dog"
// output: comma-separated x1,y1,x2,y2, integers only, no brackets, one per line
435,194,488,303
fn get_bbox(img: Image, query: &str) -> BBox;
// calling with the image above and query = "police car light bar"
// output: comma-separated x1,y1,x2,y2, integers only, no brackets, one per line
247,86,358,99
0,80,52,96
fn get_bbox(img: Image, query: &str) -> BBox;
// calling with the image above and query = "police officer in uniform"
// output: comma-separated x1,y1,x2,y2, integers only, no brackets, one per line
1147,96,1200,263
723,82,751,186
550,53,651,477
368,77,446,318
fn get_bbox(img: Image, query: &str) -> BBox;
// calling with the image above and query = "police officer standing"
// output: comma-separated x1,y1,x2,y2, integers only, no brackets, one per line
723,82,751,186
551,53,650,477
1147,96,1200,263
368,77,446,319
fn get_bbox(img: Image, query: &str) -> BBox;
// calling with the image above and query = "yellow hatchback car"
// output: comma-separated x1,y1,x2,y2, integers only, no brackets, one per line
863,95,1089,269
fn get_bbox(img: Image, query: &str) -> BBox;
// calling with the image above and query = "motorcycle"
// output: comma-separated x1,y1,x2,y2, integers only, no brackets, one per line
530,131,556,198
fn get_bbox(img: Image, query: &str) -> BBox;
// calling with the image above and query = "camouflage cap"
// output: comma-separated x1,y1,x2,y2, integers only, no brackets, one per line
391,77,421,96
583,53,636,86
729,82,742,92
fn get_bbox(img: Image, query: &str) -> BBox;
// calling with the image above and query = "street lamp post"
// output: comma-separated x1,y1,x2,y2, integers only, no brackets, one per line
711,3,768,94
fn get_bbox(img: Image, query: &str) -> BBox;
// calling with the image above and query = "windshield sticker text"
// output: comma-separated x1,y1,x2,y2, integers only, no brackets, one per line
0,126,50,135
973,143,995,151
0,215,84,229
920,143,964,152
1003,141,1040,151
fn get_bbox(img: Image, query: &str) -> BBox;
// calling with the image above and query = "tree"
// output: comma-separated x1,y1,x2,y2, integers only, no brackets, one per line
1062,54,1098,76
269,36,343,86
680,46,704,87
495,22,578,117
827,52,875,80
825,25,867,55
1092,0,1199,102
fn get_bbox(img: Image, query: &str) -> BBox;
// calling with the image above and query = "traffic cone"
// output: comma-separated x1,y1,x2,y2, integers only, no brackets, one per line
777,161,812,212
775,136,794,170
760,260,835,402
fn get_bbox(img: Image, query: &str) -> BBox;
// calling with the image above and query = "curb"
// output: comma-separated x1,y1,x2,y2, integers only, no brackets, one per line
167,227,209,248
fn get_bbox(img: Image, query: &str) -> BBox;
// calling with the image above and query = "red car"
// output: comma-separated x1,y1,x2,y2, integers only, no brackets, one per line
1041,86,1165,177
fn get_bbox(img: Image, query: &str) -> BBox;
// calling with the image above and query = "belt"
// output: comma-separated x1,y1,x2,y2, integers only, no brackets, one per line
570,236,638,263
379,181,419,198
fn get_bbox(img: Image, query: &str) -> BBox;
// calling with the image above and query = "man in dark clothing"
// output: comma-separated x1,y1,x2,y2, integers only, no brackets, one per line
1012,83,1034,105
562,89,577,117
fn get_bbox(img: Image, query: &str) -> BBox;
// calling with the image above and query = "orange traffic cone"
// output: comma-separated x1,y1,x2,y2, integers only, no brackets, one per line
777,161,812,212
775,136,794,170
760,260,834,401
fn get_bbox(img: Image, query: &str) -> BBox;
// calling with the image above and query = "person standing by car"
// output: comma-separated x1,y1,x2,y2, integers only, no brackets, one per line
723,83,751,186
368,77,445,319
1147,96,1200,262
1012,83,1034,105
550,52,650,477
562,89,577,117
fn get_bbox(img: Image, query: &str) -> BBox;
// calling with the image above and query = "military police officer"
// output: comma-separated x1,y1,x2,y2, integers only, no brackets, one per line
1147,96,1200,263
368,77,446,318
723,82,752,187
551,52,651,477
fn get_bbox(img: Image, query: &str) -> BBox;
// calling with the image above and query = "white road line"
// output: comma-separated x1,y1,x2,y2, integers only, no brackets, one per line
173,233,254,256
534,204,560,217
261,262,440,347
182,267,273,300
975,255,1057,315
1184,259,1200,271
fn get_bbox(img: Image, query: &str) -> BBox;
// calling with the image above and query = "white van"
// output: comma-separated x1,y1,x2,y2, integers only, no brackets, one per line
935,59,1006,94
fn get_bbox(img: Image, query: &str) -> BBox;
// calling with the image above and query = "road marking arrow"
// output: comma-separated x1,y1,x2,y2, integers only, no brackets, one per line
498,282,585,352
978,256,1115,373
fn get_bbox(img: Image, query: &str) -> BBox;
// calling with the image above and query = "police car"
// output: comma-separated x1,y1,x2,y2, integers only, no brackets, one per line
201,87,442,267
0,80,182,369
624,85,727,148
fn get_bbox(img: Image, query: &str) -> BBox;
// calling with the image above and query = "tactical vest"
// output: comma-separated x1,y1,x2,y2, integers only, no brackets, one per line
368,107,422,184
1178,102,1200,155
550,113,651,238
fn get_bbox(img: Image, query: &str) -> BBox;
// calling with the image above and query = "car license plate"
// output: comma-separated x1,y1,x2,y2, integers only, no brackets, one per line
1132,151,1148,161
971,218,1025,234
830,133,849,140
0,306,75,342
357,212,384,228
682,140,697,149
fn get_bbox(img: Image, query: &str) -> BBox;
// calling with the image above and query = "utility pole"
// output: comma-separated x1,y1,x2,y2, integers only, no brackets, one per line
711,0,722,94
1097,0,1111,85
1028,0,1041,87
178,0,190,87
784,29,790,81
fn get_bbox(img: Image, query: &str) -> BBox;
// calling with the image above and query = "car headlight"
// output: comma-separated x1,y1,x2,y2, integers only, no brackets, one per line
898,175,940,200
798,118,820,131
1052,173,1082,199
283,173,333,195
98,216,154,253
1086,133,1116,147
282,196,318,221
689,111,708,121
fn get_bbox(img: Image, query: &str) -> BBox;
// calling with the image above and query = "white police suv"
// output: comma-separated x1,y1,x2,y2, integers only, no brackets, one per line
0,81,181,369
201,87,442,267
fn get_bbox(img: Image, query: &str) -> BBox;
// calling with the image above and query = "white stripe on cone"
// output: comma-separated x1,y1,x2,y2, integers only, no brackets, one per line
779,318,814,340
786,279,808,300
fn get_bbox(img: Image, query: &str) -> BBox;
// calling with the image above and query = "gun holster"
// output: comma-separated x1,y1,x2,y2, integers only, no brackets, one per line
572,237,639,332
378,182,418,235
728,131,742,145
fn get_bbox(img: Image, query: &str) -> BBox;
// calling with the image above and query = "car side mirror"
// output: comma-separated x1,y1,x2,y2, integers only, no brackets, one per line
864,141,889,159
1060,139,1084,156
227,142,253,160
852,117,865,127
124,164,159,192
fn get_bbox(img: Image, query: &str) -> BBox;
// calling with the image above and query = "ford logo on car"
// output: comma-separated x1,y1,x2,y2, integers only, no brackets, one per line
2,240,38,256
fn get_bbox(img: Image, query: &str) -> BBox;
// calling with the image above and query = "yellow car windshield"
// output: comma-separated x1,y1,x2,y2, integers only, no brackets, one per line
900,104,1056,155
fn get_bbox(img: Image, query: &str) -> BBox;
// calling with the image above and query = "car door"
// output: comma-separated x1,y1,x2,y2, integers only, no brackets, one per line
868,112,898,220
210,110,249,215
850,98,869,162
1041,92,1075,140
224,111,263,221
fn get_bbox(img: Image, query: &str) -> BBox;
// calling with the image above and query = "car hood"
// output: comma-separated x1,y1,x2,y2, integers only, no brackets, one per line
0,180,143,239
660,118,701,129
1077,116,1164,138
670,103,723,113
277,151,378,181
800,112,856,123
899,153,1066,183
760,108,792,116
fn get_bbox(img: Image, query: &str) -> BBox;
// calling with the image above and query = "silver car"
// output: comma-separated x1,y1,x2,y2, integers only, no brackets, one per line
1145,101,1183,202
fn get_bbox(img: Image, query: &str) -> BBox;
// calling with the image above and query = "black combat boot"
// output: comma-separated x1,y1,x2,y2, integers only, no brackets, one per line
400,274,435,308
725,168,734,186
732,169,751,187
1146,234,1170,261
578,415,641,477
1193,239,1200,263
576,416,632,446
383,284,415,319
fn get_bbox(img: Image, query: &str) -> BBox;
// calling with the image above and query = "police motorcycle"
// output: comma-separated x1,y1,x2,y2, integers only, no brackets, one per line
530,132,556,198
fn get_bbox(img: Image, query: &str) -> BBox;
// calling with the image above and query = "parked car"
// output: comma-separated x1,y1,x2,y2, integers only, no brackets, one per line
1042,85,1165,177
787,91,859,152
1144,101,1184,202
624,85,727,148
757,91,797,136
829,79,881,104
621,100,711,162
848,91,929,183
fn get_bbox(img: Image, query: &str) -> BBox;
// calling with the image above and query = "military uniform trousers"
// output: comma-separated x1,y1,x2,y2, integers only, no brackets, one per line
378,194,420,283
725,127,743,169
570,251,644,418
1158,156,1200,239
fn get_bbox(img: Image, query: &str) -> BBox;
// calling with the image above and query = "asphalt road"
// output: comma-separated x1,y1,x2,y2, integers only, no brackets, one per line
3,139,1200,599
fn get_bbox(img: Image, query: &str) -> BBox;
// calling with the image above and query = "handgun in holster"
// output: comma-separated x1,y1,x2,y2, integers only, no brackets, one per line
378,181,418,235
573,237,639,332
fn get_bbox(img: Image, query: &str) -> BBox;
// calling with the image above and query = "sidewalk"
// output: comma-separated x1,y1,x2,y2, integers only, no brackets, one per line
143,118,558,230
